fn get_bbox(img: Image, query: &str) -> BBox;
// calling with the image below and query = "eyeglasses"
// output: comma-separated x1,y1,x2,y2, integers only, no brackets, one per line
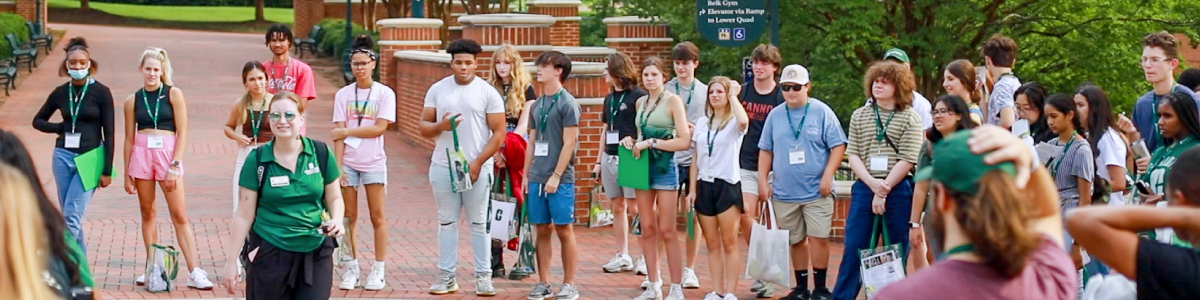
268,111,299,122
1141,56,1174,65
930,108,952,116
351,61,373,69
781,84,805,92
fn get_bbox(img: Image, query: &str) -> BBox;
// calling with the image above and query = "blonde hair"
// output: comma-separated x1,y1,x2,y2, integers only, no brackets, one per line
490,44,532,118
140,47,174,86
272,91,307,113
706,76,737,128
0,163,53,300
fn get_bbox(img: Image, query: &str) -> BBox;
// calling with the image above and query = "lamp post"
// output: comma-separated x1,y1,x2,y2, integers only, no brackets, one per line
413,0,424,18
35,0,42,34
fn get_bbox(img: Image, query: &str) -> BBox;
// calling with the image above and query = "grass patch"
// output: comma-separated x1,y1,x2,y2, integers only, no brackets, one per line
48,0,293,23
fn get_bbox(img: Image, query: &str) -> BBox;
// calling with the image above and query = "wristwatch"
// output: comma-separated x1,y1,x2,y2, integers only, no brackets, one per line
170,160,182,168
909,222,921,229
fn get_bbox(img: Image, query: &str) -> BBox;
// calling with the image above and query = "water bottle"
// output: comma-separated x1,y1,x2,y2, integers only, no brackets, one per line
1131,140,1150,159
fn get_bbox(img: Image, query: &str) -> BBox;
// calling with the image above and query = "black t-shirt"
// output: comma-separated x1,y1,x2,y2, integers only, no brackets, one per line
1136,238,1200,300
739,82,784,170
32,80,116,176
602,87,647,155
503,84,538,128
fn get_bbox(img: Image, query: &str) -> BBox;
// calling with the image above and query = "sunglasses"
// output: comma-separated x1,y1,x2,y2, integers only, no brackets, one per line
781,84,805,92
268,111,299,122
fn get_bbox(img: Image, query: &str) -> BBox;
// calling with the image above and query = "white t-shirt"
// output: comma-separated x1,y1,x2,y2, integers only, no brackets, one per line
333,81,397,173
691,116,746,184
1095,128,1128,205
424,76,505,168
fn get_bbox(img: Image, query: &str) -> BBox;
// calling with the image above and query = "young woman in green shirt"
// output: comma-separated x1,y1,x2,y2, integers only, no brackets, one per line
1136,91,1200,245
220,92,346,300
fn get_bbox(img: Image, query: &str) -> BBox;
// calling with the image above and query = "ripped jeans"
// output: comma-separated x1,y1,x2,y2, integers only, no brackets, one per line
428,164,494,275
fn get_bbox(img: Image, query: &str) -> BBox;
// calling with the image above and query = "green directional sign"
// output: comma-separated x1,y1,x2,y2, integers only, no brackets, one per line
696,0,768,47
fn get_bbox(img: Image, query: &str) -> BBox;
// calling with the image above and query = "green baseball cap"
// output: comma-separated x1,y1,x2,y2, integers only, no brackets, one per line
914,131,1017,194
883,48,910,63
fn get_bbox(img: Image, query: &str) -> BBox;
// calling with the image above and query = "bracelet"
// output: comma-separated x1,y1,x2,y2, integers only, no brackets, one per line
167,169,181,176
551,173,561,178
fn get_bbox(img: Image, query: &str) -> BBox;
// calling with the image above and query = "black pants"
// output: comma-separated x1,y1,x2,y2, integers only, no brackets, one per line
245,231,335,300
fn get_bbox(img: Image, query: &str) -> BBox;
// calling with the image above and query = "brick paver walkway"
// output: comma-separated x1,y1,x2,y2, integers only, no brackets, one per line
0,24,854,299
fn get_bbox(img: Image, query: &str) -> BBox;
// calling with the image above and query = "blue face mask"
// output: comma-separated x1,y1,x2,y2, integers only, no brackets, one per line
68,68,89,80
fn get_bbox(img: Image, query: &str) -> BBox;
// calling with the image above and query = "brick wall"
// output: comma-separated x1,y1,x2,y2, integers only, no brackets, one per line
393,57,451,150
0,3,15,13
14,0,47,26
528,2,581,47
604,16,672,66
377,18,444,94
323,1,394,28
293,0,325,38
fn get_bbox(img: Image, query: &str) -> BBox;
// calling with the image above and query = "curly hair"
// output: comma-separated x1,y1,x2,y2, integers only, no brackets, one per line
1143,31,1180,60
863,60,916,110
490,44,533,118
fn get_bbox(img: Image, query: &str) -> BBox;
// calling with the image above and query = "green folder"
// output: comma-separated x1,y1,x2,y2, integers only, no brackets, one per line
74,146,112,191
617,146,650,190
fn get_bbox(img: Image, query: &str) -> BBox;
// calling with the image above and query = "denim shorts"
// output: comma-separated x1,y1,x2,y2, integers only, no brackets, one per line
650,163,680,191
341,165,387,186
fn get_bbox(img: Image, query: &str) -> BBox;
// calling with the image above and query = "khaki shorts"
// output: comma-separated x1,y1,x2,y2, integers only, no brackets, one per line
772,197,834,245
739,169,772,195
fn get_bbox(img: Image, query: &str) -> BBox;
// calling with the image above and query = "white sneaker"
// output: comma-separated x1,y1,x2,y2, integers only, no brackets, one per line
723,293,738,300
555,283,580,300
754,284,775,298
702,291,722,300
135,274,146,285
186,268,214,290
634,282,663,300
339,260,360,290
682,267,700,289
641,272,662,290
602,252,635,273
363,261,386,291
475,273,496,296
665,284,685,300
635,256,647,275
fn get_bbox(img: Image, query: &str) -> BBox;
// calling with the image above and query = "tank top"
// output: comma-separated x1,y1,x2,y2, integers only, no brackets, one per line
636,91,676,135
240,108,274,143
134,86,176,131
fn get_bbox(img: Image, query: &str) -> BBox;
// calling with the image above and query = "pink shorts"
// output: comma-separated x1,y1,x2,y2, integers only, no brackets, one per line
128,134,184,181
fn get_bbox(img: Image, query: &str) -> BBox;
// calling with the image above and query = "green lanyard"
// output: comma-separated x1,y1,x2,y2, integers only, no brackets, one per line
66,81,91,133
1149,136,1195,172
538,89,563,136
873,104,896,141
938,244,975,261
787,103,811,141
353,84,374,126
675,80,695,106
607,91,625,131
639,91,666,137
140,87,164,130
705,115,728,157
1051,133,1076,175
248,96,268,142
1151,84,1176,147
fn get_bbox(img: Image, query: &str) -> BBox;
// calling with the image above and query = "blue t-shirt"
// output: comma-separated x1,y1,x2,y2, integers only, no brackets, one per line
1133,85,1200,151
758,99,847,202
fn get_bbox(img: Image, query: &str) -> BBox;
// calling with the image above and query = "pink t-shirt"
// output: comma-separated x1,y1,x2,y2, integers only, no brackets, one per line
332,82,396,173
263,58,318,135
875,235,1077,300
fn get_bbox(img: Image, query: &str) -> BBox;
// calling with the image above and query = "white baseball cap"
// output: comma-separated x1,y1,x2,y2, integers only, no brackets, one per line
780,64,810,86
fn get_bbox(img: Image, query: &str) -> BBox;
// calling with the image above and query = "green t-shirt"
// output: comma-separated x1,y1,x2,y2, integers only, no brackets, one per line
916,140,933,173
238,138,339,253
1142,136,1199,195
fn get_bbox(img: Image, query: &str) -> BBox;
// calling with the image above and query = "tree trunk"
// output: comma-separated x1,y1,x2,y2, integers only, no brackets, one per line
81,0,90,10
254,0,265,22
365,0,378,31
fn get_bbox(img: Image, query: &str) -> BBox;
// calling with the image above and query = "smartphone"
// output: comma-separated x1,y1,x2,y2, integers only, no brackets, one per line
1135,181,1154,195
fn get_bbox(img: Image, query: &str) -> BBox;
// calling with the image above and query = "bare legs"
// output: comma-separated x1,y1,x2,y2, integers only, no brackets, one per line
535,224,578,284
344,184,388,261
699,207,742,295
636,189,684,284
613,196,637,255
137,179,200,271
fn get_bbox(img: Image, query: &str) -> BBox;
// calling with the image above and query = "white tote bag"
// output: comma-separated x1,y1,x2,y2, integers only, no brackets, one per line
745,200,791,288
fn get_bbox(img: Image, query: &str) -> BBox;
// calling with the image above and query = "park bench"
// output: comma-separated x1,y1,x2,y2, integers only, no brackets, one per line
0,58,17,96
5,33,37,72
26,22,52,52
294,25,323,59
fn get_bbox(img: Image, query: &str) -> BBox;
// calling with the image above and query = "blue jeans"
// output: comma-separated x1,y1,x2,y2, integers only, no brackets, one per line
428,164,494,275
52,148,95,253
832,178,913,300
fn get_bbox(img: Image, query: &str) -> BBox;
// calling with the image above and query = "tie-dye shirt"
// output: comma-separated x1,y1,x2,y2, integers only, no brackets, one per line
333,81,397,173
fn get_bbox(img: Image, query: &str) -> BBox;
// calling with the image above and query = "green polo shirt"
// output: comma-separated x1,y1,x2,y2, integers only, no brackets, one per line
238,138,339,253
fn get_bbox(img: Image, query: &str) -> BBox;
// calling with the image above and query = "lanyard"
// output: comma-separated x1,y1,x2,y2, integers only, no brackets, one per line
353,83,374,126
140,87,165,130
706,114,729,157
248,96,268,142
270,58,291,91
675,80,695,106
873,104,896,141
787,103,811,141
538,89,563,136
938,244,975,261
1149,136,1196,172
639,91,666,137
607,91,625,131
66,81,91,132
1151,84,1176,147
1051,133,1076,175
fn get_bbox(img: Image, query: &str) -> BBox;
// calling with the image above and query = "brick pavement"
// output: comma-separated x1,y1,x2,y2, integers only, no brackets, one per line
0,24,856,299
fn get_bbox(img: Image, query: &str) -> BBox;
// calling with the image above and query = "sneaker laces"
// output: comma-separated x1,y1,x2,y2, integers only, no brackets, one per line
367,265,383,281
191,268,209,280
436,271,455,286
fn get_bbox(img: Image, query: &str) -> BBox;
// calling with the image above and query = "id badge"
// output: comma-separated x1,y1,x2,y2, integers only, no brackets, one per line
147,135,165,149
870,155,889,171
789,148,806,165
64,133,82,149
534,142,549,157
269,176,289,187
606,130,620,145
699,169,716,182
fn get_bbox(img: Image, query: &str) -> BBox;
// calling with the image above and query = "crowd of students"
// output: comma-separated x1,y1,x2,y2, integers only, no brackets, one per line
6,19,1200,300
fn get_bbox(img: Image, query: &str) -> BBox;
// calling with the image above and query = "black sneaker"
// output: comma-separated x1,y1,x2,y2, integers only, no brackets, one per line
811,287,832,300
779,287,811,300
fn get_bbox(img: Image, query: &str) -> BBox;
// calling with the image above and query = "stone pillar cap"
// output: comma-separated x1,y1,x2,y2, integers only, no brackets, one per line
603,16,660,25
528,0,583,7
376,18,444,29
459,14,556,27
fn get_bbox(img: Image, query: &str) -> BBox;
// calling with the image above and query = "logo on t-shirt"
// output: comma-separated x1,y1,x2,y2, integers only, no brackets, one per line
345,101,380,123
269,77,298,93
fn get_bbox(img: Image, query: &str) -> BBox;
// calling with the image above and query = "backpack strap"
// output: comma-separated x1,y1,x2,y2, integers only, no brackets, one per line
256,145,269,198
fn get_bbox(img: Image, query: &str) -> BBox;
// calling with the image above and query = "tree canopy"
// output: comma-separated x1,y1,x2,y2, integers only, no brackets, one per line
618,0,1200,123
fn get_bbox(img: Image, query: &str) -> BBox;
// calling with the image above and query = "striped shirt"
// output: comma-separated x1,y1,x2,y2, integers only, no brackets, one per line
1048,135,1094,202
845,103,924,178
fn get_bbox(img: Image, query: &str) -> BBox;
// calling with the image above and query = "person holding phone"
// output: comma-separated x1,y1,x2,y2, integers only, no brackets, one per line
1137,91,1200,244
